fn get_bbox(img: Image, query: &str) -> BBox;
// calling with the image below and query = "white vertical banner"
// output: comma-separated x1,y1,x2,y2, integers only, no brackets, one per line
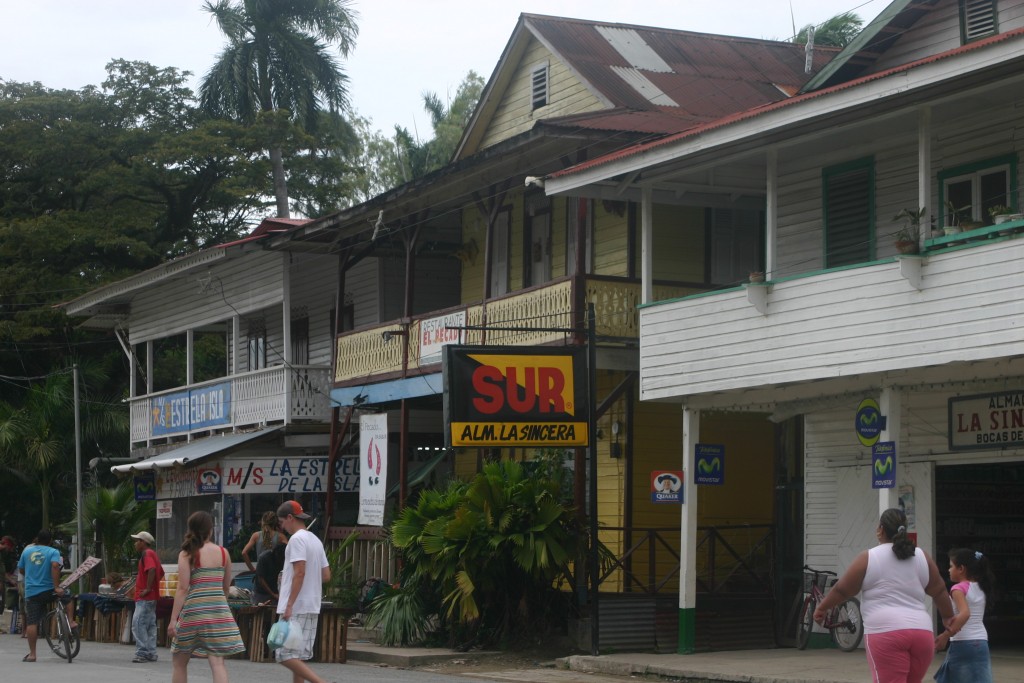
357,413,389,526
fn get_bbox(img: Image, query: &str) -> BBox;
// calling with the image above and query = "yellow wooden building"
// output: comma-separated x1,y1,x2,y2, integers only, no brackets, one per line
284,13,834,651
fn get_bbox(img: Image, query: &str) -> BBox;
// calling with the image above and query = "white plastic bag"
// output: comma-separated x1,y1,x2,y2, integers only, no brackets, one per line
282,617,305,650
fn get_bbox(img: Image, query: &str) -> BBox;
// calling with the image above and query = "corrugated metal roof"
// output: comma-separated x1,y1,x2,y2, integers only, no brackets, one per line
525,14,838,123
112,427,282,473
549,27,1024,181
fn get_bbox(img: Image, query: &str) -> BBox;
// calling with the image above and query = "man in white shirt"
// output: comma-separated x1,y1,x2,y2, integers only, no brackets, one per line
276,500,331,683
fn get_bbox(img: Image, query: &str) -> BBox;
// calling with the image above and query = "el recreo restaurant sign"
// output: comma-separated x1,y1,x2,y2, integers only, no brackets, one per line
443,346,589,447
949,390,1024,450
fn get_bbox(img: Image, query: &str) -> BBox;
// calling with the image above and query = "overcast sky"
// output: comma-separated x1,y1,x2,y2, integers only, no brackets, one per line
2,0,885,138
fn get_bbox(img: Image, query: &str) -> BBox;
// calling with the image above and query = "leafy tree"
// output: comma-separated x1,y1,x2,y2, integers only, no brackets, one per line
200,0,359,217
382,460,581,647
795,12,864,48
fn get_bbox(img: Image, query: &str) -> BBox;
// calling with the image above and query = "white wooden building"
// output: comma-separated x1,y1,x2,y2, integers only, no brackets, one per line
544,0,1024,650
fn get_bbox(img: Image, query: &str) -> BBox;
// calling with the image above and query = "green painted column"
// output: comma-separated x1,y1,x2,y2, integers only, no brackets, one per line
677,607,696,654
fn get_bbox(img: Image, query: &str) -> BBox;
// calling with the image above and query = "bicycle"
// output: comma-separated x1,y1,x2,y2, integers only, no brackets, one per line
39,592,80,663
796,565,863,652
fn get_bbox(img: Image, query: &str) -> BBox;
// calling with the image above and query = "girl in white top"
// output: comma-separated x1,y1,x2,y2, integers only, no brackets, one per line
934,548,995,683
814,508,953,683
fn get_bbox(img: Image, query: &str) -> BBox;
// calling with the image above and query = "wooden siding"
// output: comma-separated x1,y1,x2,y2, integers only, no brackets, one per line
347,256,381,329
129,251,284,343
594,201,630,277
640,236,1024,400
479,38,603,150
289,253,338,366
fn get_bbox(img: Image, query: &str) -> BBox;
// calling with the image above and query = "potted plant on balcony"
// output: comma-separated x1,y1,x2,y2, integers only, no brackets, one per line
989,204,1014,224
942,201,970,236
892,207,924,254
748,270,765,283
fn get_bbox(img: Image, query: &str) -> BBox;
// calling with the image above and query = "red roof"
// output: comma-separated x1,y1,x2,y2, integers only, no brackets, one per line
216,217,312,249
550,28,1024,180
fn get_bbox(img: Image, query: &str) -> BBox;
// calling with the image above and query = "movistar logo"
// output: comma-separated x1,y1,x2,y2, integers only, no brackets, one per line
874,456,893,475
859,412,879,426
136,481,154,494
698,457,721,474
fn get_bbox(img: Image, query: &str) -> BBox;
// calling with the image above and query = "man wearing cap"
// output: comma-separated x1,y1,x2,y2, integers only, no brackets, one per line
130,530,163,663
276,500,331,683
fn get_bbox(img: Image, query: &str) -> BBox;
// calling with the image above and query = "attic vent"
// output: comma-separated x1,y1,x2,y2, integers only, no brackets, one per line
595,26,673,73
530,62,548,110
960,0,998,42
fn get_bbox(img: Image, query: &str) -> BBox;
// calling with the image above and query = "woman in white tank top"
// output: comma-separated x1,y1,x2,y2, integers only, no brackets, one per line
814,508,954,683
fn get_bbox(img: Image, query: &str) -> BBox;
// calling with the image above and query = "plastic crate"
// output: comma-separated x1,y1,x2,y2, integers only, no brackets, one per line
233,573,256,592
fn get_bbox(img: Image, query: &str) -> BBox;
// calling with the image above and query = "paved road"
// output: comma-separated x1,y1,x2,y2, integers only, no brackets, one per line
0,635,625,683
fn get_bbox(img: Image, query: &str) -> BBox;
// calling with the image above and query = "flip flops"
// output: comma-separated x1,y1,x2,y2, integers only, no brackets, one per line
22,654,35,662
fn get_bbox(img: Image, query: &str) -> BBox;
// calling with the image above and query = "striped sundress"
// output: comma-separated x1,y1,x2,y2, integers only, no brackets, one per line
170,546,245,658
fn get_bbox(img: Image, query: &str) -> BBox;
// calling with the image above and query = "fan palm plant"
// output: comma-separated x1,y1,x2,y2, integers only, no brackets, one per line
200,0,358,217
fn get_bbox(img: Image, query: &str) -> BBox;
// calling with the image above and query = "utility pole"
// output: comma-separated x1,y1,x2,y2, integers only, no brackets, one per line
73,364,84,593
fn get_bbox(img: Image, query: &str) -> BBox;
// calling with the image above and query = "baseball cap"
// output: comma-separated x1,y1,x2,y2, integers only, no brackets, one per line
277,500,311,520
130,531,155,545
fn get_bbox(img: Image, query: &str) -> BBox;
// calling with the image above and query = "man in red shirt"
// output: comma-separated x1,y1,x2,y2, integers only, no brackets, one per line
130,531,163,663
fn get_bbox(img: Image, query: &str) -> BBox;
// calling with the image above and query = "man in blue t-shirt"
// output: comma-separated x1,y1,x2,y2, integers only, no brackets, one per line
17,530,73,662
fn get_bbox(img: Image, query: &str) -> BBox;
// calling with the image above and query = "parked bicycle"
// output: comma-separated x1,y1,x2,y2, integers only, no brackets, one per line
39,593,80,663
796,565,863,651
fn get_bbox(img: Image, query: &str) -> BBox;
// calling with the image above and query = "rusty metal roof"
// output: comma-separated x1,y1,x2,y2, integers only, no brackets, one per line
524,14,838,125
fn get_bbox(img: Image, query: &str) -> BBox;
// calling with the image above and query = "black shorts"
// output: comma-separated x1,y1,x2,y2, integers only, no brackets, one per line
25,591,68,626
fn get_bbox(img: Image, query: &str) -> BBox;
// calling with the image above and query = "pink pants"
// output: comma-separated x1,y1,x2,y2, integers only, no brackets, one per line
864,630,936,683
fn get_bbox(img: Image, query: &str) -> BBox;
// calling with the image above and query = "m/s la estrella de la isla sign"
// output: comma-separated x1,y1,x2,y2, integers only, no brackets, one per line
443,345,589,447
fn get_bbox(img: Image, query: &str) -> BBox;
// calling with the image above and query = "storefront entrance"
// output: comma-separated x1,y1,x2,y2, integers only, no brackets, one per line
935,462,1024,647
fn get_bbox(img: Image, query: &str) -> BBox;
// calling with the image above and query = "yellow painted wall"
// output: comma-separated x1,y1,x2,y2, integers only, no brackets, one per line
696,413,774,525
479,38,603,151
652,205,705,282
594,202,630,277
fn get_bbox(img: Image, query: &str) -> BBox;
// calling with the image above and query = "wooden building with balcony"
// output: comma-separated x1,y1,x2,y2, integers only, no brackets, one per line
286,14,836,651
543,0,1024,653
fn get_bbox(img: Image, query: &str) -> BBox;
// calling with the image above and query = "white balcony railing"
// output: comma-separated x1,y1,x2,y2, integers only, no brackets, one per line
639,233,1024,401
130,365,331,445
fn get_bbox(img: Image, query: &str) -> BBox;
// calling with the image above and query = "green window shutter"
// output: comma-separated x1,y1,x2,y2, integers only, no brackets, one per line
824,160,874,268
960,0,998,43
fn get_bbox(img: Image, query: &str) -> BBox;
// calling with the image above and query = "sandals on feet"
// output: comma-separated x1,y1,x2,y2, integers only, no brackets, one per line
22,654,35,662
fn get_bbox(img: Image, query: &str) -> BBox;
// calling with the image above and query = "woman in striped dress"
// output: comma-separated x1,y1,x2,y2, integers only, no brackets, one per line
168,511,245,683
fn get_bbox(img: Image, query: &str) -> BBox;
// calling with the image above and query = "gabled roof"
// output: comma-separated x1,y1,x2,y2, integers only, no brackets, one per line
455,13,838,158
800,0,934,92
546,27,1024,186
62,216,311,318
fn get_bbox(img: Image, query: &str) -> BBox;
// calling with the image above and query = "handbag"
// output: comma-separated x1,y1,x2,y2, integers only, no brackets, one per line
267,619,289,649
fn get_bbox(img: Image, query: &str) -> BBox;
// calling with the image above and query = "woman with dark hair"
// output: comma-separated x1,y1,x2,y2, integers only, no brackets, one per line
934,548,995,683
241,511,287,573
167,511,245,682
814,507,954,683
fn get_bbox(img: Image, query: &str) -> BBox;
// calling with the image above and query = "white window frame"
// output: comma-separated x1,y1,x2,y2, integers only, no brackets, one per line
530,61,549,111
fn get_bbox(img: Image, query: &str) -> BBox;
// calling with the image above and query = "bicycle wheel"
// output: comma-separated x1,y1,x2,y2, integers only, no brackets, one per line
42,611,69,660
59,609,74,663
830,597,864,652
796,596,815,649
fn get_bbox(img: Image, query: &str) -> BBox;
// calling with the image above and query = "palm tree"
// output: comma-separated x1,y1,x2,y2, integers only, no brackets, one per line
200,0,359,218
61,483,156,574
794,12,864,48
0,365,127,531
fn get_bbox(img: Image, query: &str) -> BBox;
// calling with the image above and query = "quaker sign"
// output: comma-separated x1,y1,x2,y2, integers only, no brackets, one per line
151,382,232,436
949,391,1024,450
443,346,589,447
651,471,684,504
872,441,896,489
694,443,725,485
223,456,360,494
419,310,465,365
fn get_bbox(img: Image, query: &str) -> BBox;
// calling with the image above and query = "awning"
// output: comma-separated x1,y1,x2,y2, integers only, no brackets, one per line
112,427,283,474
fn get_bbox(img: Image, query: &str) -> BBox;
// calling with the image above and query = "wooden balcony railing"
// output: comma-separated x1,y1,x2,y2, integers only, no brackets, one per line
333,276,701,385
129,365,331,446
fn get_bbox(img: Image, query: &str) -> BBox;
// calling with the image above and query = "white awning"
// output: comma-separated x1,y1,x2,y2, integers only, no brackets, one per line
112,428,283,474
